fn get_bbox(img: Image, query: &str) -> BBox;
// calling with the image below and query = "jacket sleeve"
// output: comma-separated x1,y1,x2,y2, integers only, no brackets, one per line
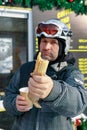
44,69,87,117
3,69,23,116
83,107,87,116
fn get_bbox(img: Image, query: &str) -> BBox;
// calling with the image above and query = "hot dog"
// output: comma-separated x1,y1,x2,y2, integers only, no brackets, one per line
29,52,49,108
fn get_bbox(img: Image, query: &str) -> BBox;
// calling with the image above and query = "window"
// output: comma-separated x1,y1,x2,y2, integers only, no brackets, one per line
0,7,33,91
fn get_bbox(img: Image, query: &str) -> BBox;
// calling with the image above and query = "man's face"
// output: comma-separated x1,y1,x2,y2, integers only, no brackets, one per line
40,37,59,61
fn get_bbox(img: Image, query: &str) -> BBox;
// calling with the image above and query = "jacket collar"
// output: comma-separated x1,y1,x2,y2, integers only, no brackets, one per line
51,62,68,72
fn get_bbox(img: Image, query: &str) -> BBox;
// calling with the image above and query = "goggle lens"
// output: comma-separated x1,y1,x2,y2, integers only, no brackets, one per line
36,23,58,35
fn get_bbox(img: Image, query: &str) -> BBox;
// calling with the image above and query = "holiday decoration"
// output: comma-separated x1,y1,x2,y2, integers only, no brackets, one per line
67,0,74,3
77,118,87,130
84,0,87,5
76,119,82,126
32,0,87,14
72,114,87,130
0,0,87,14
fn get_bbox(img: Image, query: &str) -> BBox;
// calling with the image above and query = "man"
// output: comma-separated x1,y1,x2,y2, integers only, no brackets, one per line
3,19,87,130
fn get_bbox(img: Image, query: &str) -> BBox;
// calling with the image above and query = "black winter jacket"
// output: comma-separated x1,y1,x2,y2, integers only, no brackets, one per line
3,53,87,130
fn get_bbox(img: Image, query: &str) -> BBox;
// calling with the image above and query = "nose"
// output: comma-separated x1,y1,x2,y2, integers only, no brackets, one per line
44,42,51,50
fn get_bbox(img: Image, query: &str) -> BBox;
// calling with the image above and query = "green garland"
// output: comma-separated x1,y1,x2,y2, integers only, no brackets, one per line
32,0,87,15
0,0,87,15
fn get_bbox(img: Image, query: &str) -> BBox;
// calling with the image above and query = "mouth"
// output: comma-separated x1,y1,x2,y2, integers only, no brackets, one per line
41,52,51,60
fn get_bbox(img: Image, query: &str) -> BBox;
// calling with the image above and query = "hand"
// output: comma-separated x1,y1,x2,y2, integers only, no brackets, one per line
28,74,53,99
16,95,32,112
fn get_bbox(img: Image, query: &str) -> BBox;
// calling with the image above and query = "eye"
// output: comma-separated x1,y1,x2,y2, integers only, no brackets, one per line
41,39,47,43
51,40,58,45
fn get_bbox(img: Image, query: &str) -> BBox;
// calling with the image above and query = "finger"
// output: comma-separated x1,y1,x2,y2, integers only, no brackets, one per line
16,100,31,111
29,76,47,86
17,100,29,106
30,72,34,76
32,75,50,83
16,95,28,106
29,78,47,91
29,78,40,88
17,105,31,112
17,95,25,101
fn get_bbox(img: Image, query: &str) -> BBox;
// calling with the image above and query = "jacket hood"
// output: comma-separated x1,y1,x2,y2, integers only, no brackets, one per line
63,52,75,65
49,52,75,66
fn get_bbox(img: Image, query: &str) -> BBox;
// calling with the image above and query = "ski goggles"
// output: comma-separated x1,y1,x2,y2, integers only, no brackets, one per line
36,23,59,36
